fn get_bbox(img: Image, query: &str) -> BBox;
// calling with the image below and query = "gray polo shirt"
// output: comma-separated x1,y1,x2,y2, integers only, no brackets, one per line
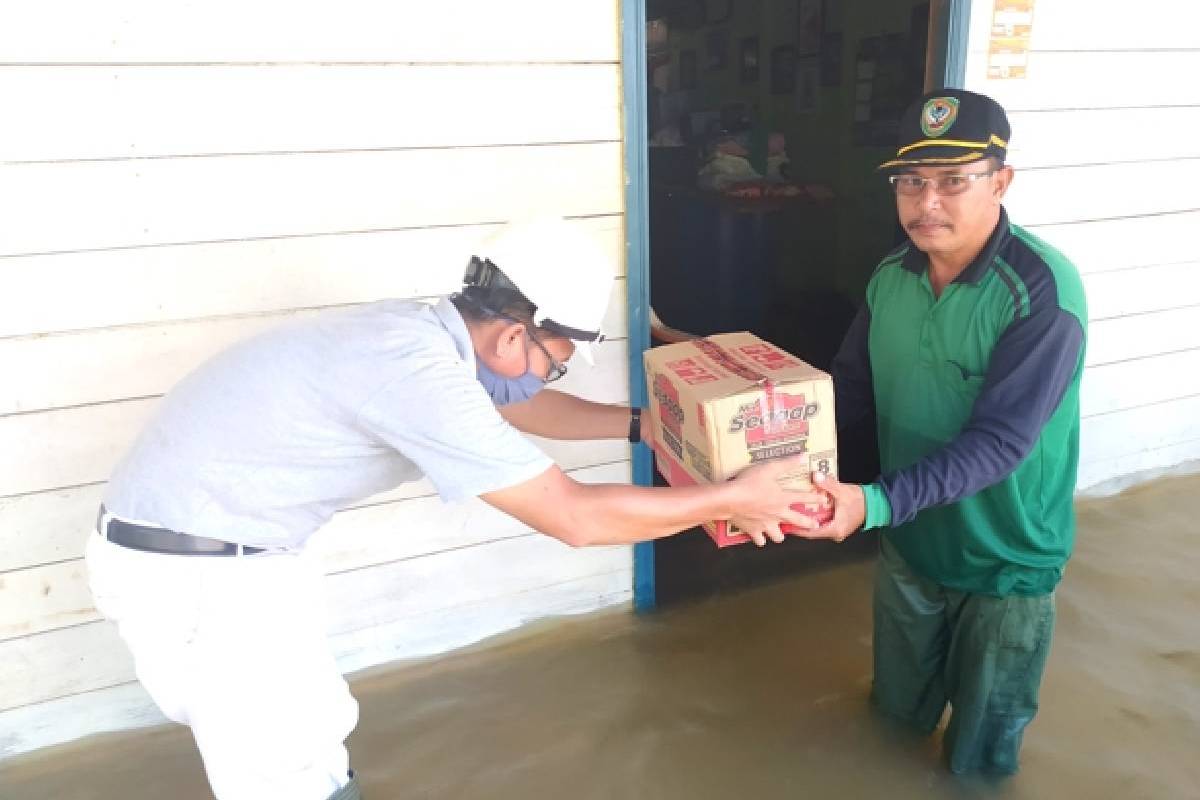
104,298,553,550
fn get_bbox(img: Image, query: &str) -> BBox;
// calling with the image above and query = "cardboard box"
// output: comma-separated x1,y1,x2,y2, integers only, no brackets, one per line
643,333,837,547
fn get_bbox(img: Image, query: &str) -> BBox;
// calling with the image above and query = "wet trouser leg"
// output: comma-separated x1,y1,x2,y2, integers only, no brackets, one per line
941,586,1055,774
870,537,1056,774
870,537,951,734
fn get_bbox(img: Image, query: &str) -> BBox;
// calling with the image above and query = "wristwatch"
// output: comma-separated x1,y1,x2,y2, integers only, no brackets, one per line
628,407,642,444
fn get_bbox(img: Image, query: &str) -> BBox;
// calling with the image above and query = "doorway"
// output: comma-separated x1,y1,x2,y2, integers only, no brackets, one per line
625,0,971,607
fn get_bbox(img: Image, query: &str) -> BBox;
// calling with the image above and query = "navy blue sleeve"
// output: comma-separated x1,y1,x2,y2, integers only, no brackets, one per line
831,303,875,432
879,304,1084,526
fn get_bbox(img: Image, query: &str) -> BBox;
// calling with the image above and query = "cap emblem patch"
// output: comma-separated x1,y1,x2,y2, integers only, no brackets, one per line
921,97,960,138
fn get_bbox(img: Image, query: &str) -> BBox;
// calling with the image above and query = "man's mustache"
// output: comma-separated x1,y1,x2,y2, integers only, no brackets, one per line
906,217,952,229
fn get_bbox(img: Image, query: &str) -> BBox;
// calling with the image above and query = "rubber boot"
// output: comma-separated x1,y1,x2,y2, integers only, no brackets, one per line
326,771,362,800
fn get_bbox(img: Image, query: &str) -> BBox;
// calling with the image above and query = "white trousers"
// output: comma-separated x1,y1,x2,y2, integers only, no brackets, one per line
85,532,359,800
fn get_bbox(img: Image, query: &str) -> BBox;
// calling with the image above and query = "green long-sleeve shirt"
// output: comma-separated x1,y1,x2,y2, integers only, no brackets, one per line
833,209,1087,596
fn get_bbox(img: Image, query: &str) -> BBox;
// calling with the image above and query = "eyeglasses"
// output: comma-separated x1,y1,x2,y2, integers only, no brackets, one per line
524,325,569,383
499,314,568,382
889,170,996,196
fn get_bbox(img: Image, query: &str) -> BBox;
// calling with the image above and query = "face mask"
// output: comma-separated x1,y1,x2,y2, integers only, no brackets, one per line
477,360,545,406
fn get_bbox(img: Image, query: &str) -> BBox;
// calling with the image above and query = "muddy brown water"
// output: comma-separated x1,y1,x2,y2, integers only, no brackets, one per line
3,473,1199,799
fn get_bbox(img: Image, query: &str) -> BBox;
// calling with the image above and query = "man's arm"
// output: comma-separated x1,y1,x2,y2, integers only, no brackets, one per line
499,389,638,441
831,303,876,433
482,456,826,547
649,307,699,344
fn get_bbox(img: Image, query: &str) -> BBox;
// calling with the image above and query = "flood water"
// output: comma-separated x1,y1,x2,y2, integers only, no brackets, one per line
3,472,1198,799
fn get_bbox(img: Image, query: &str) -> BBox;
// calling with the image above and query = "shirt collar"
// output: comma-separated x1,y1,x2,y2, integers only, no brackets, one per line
432,297,476,371
899,206,1011,285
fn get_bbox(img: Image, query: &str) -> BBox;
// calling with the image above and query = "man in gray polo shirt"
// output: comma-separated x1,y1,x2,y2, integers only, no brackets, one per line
86,218,820,800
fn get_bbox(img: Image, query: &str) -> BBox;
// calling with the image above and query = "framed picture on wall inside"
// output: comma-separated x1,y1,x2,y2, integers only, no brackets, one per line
740,37,760,83
796,56,820,113
820,31,844,86
674,0,706,30
797,0,824,55
680,49,697,90
770,45,797,94
707,0,733,24
706,28,728,70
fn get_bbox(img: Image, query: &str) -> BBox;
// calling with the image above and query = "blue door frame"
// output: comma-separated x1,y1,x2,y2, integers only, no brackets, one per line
621,0,657,612
622,0,971,612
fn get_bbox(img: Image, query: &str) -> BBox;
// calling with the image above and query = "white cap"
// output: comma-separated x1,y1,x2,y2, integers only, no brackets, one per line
469,217,616,365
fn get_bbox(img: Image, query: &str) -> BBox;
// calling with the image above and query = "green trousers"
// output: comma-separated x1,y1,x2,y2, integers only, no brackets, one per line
870,537,1055,775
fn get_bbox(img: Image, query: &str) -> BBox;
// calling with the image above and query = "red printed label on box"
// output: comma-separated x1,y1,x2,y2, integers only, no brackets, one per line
737,342,802,371
666,357,719,386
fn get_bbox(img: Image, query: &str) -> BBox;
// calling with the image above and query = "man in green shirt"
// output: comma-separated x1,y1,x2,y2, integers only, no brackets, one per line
810,89,1087,774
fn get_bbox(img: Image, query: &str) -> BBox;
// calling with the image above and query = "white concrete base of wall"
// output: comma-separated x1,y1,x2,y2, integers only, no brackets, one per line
0,588,631,761
1076,458,1200,500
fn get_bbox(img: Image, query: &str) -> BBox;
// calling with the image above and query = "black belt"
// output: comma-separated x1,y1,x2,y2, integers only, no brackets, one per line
98,506,267,556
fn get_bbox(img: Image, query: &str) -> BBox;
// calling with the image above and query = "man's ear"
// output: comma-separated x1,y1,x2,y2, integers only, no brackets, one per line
992,164,1014,202
494,319,527,359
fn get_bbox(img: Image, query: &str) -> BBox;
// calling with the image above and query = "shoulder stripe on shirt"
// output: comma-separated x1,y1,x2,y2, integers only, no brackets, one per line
871,244,910,279
992,259,1031,322
995,227,1084,328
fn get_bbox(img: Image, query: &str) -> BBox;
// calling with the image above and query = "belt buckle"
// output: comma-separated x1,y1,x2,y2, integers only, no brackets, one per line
97,506,116,540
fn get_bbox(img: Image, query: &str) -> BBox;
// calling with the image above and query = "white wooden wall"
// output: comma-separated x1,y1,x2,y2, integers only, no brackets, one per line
963,0,1200,491
0,0,633,759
